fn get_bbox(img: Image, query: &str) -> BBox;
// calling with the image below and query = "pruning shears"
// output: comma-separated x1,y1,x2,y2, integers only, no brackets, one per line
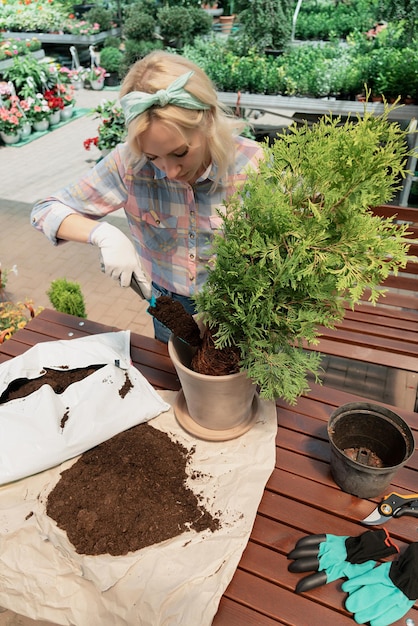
362,492,418,525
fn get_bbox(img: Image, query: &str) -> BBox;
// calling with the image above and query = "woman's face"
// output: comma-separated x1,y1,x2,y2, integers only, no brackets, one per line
140,118,210,185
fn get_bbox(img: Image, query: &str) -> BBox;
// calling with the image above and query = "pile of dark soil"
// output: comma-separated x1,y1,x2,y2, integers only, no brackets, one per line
46,422,221,556
148,296,201,347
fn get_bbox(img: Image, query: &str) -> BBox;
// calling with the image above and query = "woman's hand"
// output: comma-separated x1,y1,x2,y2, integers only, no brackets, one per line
89,222,152,298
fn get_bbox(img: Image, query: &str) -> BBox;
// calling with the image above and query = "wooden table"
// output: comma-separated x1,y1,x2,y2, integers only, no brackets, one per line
0,308,417,626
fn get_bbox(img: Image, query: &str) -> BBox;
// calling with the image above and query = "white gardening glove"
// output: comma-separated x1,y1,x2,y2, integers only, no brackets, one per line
89,222,152,299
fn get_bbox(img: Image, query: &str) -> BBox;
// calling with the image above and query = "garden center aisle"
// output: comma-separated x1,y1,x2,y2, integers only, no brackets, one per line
0,87,154,339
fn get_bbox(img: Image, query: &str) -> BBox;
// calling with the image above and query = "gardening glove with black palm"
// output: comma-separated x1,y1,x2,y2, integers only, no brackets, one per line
342,541,418,626
287,529,399,593
89,222,152,299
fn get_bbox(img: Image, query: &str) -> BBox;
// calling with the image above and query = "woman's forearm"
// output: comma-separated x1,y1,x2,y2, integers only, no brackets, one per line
57,213,100,243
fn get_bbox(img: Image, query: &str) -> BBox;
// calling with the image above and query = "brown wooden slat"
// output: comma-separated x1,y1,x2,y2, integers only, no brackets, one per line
404,240,418,256
222,568,354,626
357,290,418,312
316,325,418,355
372,205,418,222
277,383,418,430
343,307,418,330
305,337,418,370
213,597,282,625
382,273,418,290
332,316,418,344
387,260,418,276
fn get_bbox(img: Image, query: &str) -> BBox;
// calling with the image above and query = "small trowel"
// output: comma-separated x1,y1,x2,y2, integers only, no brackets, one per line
129,276,201,346
130,274,156,306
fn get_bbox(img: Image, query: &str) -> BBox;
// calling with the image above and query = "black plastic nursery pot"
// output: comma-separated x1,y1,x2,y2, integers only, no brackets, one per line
327,402,415,498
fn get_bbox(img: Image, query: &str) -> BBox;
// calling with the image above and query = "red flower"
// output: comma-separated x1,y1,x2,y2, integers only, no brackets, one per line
44,89,65,111
83,137,99,150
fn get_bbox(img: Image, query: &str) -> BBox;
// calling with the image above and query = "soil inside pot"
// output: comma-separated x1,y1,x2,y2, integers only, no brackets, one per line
148,296,240,376
46,422,221,556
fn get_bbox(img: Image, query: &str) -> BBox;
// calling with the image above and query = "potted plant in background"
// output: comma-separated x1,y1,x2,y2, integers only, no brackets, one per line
56,82,76,120
84,64,107,90
83,99,126,157
99,45,124,86
218,0,236,34
60,66,87,90
43,87,65,125
25,92,51,132
166,101,413,439
0,96,24,144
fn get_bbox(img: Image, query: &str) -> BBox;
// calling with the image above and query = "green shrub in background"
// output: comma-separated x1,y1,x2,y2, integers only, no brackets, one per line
294,0,381,41
157,5,194,46
100,46,124,74
122,7,156,41
121,39,164,74
103,35,122,48
183,31,418,101
183,38,281,94
47,279,87,318
84,6,114,31
236,0,293,52
157,4,212,49
380,0,418,44
187,6,213,39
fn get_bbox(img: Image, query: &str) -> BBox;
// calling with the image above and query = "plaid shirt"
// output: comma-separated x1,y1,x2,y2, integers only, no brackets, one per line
31,137,264,296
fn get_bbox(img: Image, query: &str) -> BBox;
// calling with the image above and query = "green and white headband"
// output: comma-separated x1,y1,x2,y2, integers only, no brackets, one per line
120,71,210,125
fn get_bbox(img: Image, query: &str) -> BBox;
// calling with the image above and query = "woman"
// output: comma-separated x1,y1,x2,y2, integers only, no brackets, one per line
31,51,264,342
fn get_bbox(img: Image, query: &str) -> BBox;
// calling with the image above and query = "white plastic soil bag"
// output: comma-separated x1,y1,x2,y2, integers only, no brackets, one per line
0,331,170,485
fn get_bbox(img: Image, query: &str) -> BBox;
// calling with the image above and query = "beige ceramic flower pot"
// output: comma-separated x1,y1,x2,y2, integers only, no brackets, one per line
168,335,258,441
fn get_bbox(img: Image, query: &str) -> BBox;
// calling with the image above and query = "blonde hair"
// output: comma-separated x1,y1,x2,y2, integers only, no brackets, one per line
120,51,246,186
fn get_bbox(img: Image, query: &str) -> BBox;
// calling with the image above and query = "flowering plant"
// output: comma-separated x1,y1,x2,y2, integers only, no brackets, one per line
85,65,107,83
59,66,87,84
84,99,126,152
55,82,76,107
0,261,42,342
0,37,42,62
0,96,23,134
63,18,102,36
0,300,41,343
44,88,65,111
22,93,50,123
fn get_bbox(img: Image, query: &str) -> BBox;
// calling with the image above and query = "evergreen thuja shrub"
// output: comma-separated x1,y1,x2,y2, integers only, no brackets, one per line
195,104,412,403
47,279,87,318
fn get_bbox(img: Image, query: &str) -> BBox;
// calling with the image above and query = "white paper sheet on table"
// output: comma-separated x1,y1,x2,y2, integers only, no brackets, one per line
0,390,277,626
0,331,170,485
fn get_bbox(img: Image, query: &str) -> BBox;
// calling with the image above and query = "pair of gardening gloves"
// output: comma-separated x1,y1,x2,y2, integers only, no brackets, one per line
287,529,418,626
